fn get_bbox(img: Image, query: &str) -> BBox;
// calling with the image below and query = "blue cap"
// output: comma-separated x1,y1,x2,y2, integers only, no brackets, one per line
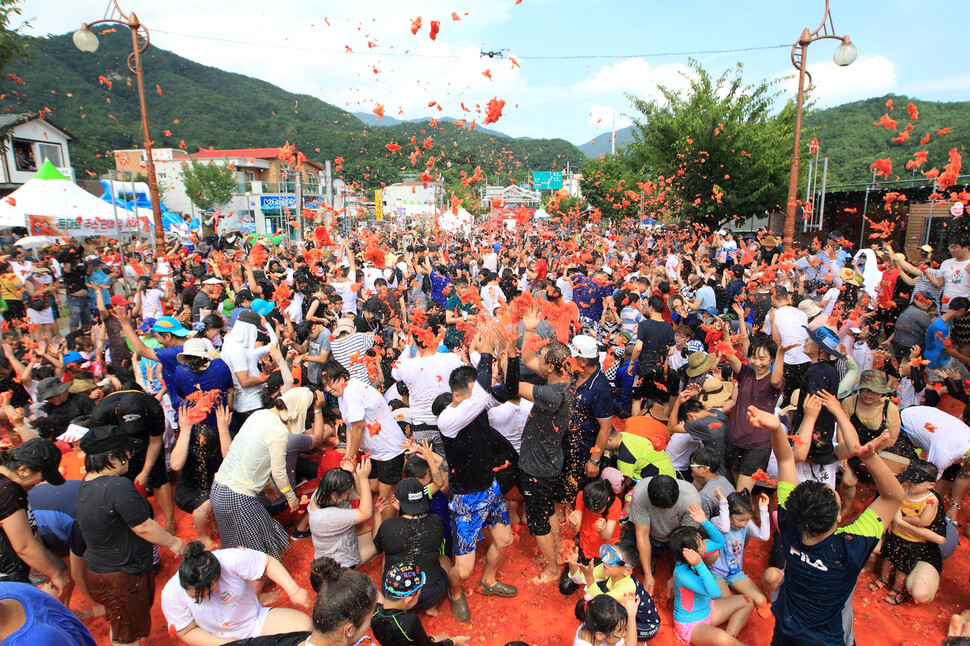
251,298,275,316
686,339,705,354
63,351,85,364
493,242,501,253
137,317,157,333
802,325,843,359
152,316,190,337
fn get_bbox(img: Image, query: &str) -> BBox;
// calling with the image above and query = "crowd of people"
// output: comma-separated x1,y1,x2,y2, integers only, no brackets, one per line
2,217,970,646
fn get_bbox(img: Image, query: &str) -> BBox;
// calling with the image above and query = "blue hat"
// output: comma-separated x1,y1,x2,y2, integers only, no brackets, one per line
251,298,275,316
803,325,843,359
137,317,157,333
62,351,84,365
152,316,190,337
493,242,501,253
686,339,705,354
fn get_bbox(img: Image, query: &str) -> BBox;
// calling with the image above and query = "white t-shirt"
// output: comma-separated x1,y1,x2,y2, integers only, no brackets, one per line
480,284,506,318
556,276,574,303
338,379,407,461
487,399,533,454
940,258,970,310
901,406,970,474
665,433,702,471
665,255,681,280
574,626,625,646
141,288,164,320
391,352,465,425
332,272,359,314
482,252,498,273
764,306,810,365
309,503,360,567
161,548,268,640
361,267,384,296
221,339,267,413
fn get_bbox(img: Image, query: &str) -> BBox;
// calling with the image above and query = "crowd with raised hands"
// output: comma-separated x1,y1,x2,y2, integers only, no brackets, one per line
3,216,970,646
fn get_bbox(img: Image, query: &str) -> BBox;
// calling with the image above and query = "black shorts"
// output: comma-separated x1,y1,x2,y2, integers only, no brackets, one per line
725,443,772,477
174,484,208,513
632,363,677,401
126,446,169,490
519,472,557,536
371,452,405,486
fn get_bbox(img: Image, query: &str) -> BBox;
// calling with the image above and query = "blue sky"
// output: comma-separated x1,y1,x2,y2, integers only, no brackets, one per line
17,0,970,146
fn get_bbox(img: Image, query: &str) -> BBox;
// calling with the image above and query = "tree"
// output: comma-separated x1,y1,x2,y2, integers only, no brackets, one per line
0,0,31,143
182,157,237,236
579,155,640,220
625,59,796,226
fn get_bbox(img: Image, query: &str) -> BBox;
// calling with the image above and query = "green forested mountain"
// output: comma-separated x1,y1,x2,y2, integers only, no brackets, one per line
0,29,582,190
803,94,968,186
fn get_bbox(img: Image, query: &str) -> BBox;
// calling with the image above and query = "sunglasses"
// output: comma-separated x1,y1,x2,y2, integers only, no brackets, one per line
599,544,631,568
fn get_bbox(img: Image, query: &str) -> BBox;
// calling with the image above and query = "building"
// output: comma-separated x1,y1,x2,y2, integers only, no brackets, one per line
113,146,331,237
0,114,76,194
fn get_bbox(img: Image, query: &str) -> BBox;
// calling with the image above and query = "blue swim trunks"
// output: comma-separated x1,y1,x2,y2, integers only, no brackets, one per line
449,480,510,556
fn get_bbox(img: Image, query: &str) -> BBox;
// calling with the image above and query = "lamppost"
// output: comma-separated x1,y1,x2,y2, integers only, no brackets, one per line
782,0,858,251
73,2,166,251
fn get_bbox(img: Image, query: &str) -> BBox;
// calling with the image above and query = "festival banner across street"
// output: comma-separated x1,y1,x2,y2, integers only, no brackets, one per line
28,213,151,238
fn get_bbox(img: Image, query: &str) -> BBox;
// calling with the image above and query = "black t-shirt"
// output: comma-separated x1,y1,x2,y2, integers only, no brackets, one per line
222,633,309,646
635,318,675,366
41,392,95,426
0,375,29,408
192,290,214,321
519,381,572,478
748,291,773,331
372,605,452,646
77,476,154,574
0,474,31,582
374,514,445,587
177,424,222,493
58,249,87,294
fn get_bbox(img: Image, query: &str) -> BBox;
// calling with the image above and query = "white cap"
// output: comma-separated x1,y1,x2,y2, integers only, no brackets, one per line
203,277,223,285
569,334,599,359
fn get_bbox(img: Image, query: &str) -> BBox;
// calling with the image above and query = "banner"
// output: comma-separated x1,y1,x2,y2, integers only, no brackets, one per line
374,190,383,221
28,213,150,238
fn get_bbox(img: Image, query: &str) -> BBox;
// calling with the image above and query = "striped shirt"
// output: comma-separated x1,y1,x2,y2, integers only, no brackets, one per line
329,333,375,384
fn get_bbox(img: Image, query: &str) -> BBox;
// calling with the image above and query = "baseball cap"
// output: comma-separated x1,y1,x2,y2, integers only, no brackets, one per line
62,351,85,365
115,393,150,440
569,334,599,359
203,277,223,285
251,298,275,316
14,438,65,485
363,298,384,315
78,425,135,456
383,563,427,599
334,319,356,336
110,295,130,308
152,316,190,337
920,244,933,253
394,477,430,515
685,339,705,354
137,318,157,333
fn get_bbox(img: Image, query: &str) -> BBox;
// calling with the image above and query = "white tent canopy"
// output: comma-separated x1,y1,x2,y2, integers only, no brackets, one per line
439,207,472,233
533,208,550,219
0,161,148,237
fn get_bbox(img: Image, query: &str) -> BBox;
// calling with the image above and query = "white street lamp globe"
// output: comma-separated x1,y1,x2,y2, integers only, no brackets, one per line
73,27,99,52
832,39,857,66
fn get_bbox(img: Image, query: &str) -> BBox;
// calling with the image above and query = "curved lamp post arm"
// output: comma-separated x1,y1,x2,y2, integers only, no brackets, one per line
782,1,856,251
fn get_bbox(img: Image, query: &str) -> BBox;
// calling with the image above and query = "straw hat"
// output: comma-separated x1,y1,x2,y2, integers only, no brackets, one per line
699,377,734,409
685,351,717,378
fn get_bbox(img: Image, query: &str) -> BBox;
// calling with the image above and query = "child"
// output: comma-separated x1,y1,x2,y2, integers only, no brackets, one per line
710,487,772,616
562,479,623,595
306,461,385,568
724,310,787,493
566,541,661,642
669,503,753,646
574,593,640,646
371,563,469,646
404,441,452,558
874,459,943,605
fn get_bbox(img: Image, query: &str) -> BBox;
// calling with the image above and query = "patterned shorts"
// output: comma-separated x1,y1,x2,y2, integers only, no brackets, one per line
449,480,510,556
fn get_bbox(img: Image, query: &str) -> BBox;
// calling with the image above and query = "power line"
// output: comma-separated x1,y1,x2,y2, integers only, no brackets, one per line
151,28,788,61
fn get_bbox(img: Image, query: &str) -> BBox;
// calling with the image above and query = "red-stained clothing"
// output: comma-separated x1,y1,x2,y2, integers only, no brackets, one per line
577,491,622,558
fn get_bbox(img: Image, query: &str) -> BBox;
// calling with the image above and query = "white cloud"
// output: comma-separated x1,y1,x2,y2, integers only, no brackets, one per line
782,54,897,106
574,57,693,103
587,104,632,129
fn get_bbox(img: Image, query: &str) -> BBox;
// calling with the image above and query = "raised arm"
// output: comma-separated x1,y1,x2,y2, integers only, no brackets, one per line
749,405,796,486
